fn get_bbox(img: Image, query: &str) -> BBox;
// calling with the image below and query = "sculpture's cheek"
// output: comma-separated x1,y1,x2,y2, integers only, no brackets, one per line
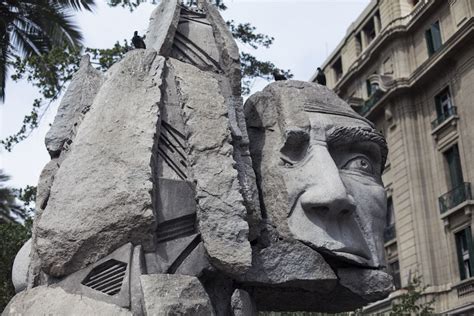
341,175,387,267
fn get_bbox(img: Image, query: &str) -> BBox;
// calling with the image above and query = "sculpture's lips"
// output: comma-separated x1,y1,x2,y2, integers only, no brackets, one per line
304,242,374,267
332,246,371,261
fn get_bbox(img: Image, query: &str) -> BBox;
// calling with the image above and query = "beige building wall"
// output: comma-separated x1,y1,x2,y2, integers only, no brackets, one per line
311,0,474,313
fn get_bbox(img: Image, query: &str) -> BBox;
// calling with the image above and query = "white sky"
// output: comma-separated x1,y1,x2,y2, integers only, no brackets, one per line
0,0,370,189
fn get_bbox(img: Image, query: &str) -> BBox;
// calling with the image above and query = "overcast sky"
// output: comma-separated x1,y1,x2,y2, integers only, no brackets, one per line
0,0,370,189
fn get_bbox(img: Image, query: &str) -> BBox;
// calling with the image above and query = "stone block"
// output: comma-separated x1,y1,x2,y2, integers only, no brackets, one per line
140,274,215,315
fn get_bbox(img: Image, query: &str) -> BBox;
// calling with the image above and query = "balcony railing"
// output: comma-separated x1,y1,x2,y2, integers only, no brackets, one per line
358,90,384,116
431,106,457,129
383,224,396,242
439,182,472,214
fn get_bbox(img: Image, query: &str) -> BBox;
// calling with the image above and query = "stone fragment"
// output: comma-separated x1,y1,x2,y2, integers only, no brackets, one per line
140,274,215,315
169,58,252,275
231,289,256,316
45,55,104,158
130,245,146,316
174,242,212,277
202,1,241,93
237,241,337,292
35,158,62,211
2,286,131,316
146,0,180,55
338,268,393,302
170,6,220,72
35,50,164,277
57,243,133,308
12,239,31,293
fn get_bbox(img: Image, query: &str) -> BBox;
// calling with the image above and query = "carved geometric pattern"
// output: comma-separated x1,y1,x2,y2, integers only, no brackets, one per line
157,121,188,180
171,7,221,72
156,213,197,244
81,259,127,296
173,31,221,71
166,234,201,274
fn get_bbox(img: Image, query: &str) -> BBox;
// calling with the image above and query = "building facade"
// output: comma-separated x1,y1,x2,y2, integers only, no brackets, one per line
312,0,474,314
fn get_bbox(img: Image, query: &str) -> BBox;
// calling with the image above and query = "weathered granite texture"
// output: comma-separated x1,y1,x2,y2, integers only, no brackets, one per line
169,58,252,274
237,241,337,292
244,81,388,269
11,239,31,293
2,286,132,316
231,289,256,316
145,0,180,55
8,1,393,314
140,274,215,315
35,50,164,277
45,55,105,158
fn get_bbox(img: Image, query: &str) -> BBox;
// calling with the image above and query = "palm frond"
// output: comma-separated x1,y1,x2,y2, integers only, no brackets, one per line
52,0,95,12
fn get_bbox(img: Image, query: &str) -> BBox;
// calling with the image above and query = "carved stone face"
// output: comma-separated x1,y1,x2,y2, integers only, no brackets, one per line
245,81,388,269
284,113,386,267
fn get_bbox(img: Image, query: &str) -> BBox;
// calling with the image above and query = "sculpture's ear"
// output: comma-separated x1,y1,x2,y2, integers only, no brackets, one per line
145,0,181,55
244,91,279,130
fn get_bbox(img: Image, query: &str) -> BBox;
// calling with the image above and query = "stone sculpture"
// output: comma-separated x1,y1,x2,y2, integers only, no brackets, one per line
4,0,392,315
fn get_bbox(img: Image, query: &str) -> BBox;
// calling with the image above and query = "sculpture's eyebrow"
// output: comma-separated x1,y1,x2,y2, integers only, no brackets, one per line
326,126,388,168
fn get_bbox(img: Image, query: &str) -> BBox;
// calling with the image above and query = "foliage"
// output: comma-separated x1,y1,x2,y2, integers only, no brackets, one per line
0,171,34,222
85,40,132,71
2,0,292,151
0,222,31,312
1,41,132,152
0,171,34,311
240,52,293,95
390,275,435,315
0,0,94,101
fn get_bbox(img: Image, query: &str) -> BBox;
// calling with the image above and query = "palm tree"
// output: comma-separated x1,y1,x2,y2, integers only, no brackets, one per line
0,170,20,223
0,0,95,102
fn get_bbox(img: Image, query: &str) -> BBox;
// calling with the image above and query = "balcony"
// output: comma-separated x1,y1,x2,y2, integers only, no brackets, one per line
431,106,457,129
383,224,396,242
358,90,384,116
439,182,472,214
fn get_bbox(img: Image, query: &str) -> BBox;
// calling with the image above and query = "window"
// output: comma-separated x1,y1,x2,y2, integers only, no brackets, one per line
384,197,396,242
355,33,362,55
444,145,464,190
332,57,343,82
363,18,376,45
388,260,401,289
425,21,442,56
455,227,474,280
435,87,454,118
366,79,379,97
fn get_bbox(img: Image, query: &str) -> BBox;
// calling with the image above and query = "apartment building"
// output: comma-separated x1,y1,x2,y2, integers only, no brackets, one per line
311,0,474,313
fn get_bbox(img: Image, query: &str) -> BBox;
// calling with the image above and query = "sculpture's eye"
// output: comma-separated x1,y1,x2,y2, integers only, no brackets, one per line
342,156,375,175
280,129,309,167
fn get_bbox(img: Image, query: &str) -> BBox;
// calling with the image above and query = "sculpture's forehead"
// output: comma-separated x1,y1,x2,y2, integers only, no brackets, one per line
287,111,373,142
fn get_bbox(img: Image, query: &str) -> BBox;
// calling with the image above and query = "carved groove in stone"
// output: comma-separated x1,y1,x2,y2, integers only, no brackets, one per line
156,213,197,243
166,234,201,274
81,259,127,296
158,121,188,180
172,32,221,71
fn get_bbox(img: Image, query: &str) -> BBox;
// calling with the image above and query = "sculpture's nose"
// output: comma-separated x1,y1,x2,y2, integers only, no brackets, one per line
300,145,356,217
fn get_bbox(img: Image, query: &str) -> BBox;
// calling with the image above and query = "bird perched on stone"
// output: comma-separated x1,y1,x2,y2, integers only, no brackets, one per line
132,31,146,49
272,69,287,81
315,67,327,86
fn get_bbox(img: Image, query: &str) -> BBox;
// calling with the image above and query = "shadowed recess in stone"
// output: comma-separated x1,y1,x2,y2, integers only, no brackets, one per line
81,259,127,296
158,120,188,180
156,213,197,243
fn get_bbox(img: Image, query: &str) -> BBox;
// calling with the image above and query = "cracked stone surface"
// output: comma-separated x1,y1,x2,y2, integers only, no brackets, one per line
34,50,164,277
